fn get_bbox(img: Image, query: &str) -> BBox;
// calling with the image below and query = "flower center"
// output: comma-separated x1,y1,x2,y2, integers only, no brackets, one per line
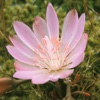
33,36,69,71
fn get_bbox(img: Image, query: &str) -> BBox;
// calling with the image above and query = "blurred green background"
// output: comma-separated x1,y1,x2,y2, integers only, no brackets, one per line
0,0,100,100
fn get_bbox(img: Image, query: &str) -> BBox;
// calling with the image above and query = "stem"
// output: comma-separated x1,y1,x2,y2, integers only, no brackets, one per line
55,81,62,98
63,79,73,100
72,91,90,97
0,30,10,43
13,79,30,86
1,0,6,33
66,81,71,97
36,85,41,93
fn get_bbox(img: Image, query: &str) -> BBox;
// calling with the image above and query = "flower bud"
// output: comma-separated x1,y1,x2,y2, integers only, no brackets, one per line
0,77,15,95
0,77,29,95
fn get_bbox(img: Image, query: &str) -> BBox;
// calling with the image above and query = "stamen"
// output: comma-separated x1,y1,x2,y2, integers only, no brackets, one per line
32,36,70,71
42,38,47,46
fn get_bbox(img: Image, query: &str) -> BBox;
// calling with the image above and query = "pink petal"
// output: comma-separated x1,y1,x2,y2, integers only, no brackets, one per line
9,35,36,58
33,16,49,39
68,13,85,53
13,68,49,82
32,74,49,84
46,3,59,40
68,34,88,62
49,69,74,81
13,21,39,51
32,69,50,84
13,71,34,79
61,9,78,50
67,53,85,69
14,61,38,71
6,45,34,65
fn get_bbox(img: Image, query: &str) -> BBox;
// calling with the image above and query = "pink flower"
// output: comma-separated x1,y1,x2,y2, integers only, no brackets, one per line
6,3,88,84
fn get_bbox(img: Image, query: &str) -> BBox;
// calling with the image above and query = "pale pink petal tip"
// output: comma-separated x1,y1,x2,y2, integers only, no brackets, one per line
84,33,88,39
70,9,78,16
46,2,59,39
48,3,52,6
13,21,20,26
13,71,34,79
72,9,77,14
81,13,85,19
34,16,40,24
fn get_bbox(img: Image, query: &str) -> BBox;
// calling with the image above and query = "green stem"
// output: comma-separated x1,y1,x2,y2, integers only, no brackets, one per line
1,0,6,33
13,79,30,86
36,85,41,93
0,30,10,43
55,81,62,98
66,81,71,97
63,79,73,100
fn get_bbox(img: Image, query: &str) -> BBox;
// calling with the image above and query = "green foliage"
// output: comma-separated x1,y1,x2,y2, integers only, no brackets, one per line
0,0,100,99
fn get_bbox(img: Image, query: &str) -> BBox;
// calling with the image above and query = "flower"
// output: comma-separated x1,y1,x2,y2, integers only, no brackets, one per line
6,3,88,84
0,78,13,95
0,77,30,95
